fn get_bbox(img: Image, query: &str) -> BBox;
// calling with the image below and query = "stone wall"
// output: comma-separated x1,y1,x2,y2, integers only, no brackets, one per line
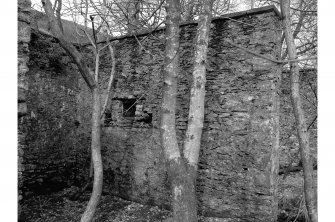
18,0,31,215
20,5,314,222
84,6,282,221
20,30,90,198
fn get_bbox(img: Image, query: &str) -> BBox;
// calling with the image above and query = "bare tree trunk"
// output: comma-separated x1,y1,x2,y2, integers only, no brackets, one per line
161,1,196,221
41,1,103,221
161,0,213,221
182,0,214,218
127,0,141,33
183,0,197,21
81,50,103,222
81,87,103,222
280,1,317,222
183,0,213,175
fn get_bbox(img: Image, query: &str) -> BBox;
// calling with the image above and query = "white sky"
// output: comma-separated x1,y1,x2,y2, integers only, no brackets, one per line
30,0,252,22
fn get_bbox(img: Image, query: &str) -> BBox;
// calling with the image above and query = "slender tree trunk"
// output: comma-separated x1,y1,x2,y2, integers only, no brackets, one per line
161,1,196,221
182,0,214,219
183,0,197,21
280,1,317,222
128,0,141,33
81,51,104,222
251,0,255,9
161,1,213,221
183,0,213,175
42,1,104,221
81,87,103,222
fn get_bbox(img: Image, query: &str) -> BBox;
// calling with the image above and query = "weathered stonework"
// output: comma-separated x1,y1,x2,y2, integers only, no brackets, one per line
20,30,91,200
79,6,282,221
21,5,314,222
18,0,31,216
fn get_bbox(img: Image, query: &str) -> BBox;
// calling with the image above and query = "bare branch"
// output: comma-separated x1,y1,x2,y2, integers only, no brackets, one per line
307,115,317,131
55,0,64,34
41,0,96,89
101,43,116,119
307,78,317,101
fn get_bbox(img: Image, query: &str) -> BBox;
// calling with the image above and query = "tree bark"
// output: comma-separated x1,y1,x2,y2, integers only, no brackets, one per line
183,0,213,172
41,1,103,221
161,0,196,221
101,44,116,119
81,50,104,222
280,1,317,222
182,0,214,219
127,0,141,33
183,0,197,21
80,87,103,222
161,1,213,221
161,1,189,221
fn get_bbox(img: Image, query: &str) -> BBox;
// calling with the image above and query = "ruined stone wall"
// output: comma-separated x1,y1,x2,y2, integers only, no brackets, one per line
21,6,294,222
18,0,31,215
20,30,90,198
81,6,283,221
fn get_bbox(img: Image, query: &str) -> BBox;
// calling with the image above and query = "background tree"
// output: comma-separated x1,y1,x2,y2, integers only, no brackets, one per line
253,0,317,66
280,0,317,221
181,0,238,21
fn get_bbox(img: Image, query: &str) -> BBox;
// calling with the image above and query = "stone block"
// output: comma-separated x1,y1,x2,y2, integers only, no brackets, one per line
18,103,27,117
18,0,31,12
18,42,30,54
18,11,31,23
18,21,31,43
18,56,29,81
18,87,26,102
18,82,28,91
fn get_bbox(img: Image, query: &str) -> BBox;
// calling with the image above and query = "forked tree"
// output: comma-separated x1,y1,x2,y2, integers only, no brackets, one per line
160,0,214,221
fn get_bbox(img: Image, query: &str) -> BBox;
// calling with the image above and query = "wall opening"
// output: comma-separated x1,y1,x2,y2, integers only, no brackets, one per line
103,97,153,127
122,98,137,118
120,98,152,124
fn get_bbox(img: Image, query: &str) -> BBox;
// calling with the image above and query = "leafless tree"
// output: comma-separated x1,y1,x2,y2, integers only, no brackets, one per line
255,0,317,67
280,0,317,221
40,1,117,221
160,0,214,221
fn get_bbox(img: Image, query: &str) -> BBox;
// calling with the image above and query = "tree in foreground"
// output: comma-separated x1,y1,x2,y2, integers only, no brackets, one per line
160,0,214,221
280,0,317,221
40,0,117,221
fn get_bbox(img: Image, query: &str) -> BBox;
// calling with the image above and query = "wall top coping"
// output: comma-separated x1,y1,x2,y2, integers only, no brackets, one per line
89,5,282,46
34,5,281,46
212,5,281,22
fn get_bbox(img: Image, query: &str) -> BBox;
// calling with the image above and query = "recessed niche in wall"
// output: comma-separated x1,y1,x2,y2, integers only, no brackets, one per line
104,97,152,126
122,98,137,118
